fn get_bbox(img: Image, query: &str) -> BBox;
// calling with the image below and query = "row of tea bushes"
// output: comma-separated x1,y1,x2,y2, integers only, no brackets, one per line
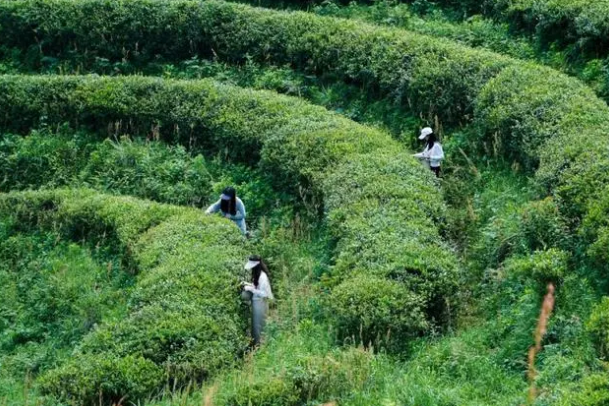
0,189,247,404
3,0,609,277
1,0,608,195
0,74,458,348
473,64,609,239
489,0,609,54
2,0,609,339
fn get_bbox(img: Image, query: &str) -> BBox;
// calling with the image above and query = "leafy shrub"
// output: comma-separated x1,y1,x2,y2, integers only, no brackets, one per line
38,353,164,405
0,0,510,127
0,230,131,388
330,276,429,347
473,197,569,269
579,187,609,281
0,0,606,182
587,297,609,360
518,198,570,252
0,131,91,191
561,372,609,406
474,65,609,173
489,0,609,56
1,0,607,263
503,248,569,285
1,0,608,228
0,131,213,204
0,189,248,404
0,75,457,347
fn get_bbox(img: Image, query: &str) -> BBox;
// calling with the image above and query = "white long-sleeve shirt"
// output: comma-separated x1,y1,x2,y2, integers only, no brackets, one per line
248,271,273,302
414,143,444,168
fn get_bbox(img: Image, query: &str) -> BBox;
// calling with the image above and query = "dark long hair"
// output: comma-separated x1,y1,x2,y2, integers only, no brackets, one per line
249,255,269,288
220,186,237,216
426,132,437,150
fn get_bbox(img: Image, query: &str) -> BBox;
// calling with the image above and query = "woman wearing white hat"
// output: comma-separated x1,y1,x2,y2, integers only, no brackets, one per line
413,127,444,177
242,255,274,346
205,186,247,234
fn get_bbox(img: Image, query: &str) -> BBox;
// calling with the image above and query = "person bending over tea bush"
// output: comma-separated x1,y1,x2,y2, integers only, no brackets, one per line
413,127,444,177
241,256,274,347
206,186,247,234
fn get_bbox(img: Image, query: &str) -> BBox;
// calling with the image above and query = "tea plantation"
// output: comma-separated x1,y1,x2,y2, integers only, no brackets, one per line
1,0,609,405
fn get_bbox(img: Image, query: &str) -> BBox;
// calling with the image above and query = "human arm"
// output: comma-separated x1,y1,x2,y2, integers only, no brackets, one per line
413,147,430,159
205,200,221,214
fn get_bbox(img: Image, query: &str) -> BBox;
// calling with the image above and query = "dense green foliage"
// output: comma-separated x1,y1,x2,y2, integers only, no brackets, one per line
0,74,457,348
2,0,609,342
0,132,211,203
0,227,130,405
3,0,609,403
310,1,609,101
0,189,247,404
0,131,281,223
260,0,609,61
2,0,608,201
483,0,609,57
0,0,510,127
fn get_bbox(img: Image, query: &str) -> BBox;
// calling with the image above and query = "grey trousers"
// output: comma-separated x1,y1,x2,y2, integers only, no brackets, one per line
252,299,268,346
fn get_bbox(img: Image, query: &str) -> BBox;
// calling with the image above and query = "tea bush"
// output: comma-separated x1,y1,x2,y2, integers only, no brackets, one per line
472,197,569,269
2,1,608,194
584,191,609,278
503,248,569,285
82,138,212,206
0,132,90,190
0,0,511,126
0,189,247,404
39,354,164,404
330,276,429,347
0,75,457,347
587,297,609,360
0,229,131,385
215,321,378,406
560,372,609,406
0,132,213,205
2,0,608,225
490,0,609,54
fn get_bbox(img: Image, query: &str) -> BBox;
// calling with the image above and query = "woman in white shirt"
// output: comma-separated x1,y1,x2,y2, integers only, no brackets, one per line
205,186,247,235
413,127,444,177
242,255,274,346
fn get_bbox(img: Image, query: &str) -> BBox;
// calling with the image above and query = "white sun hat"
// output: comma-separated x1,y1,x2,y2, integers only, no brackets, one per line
419,127,433,140
244,259,260,270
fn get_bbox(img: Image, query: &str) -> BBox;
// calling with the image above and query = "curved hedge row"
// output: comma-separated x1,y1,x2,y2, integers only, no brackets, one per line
489,0,609,54
0,74,457,346
0,188,247,404
0,0,511,127
2,0,609,258
1,0,608,189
